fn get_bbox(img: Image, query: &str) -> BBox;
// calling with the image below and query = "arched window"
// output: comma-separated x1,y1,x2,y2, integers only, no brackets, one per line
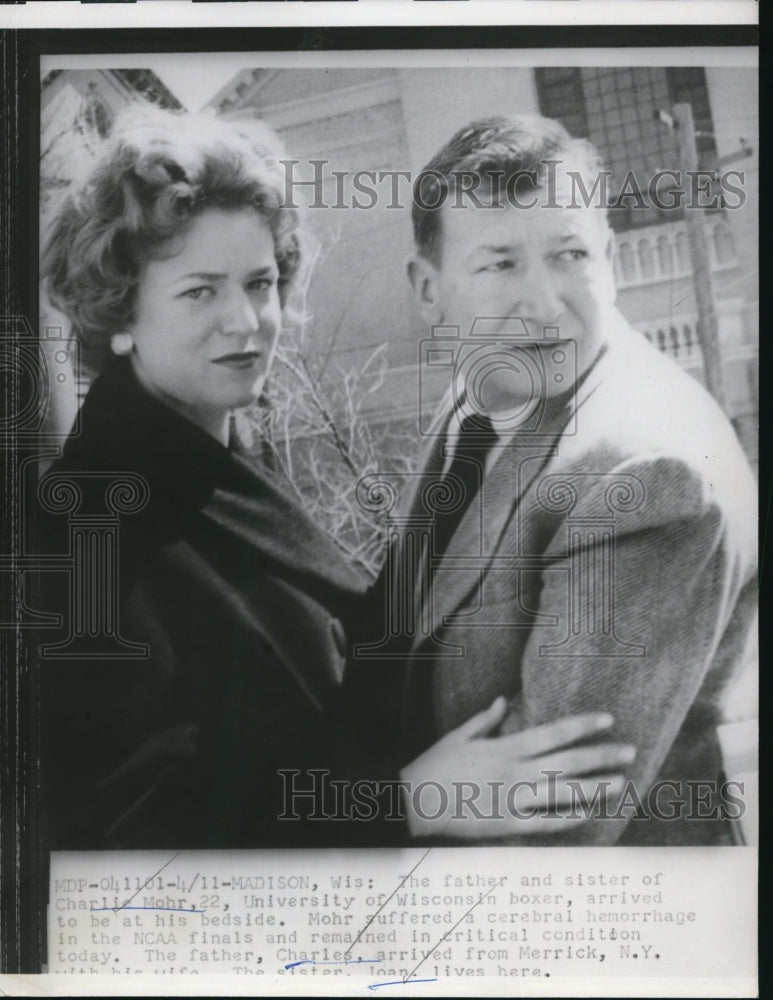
675,231,691,271
82,86,112,138
713,221,735,264
657,235,673,275
638,238,655,279
618,243,637,282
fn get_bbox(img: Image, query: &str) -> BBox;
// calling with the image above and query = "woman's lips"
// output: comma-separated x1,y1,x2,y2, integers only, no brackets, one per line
211,351,262,369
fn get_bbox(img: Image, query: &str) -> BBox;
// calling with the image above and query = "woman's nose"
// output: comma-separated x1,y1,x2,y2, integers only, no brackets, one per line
220,289,260,336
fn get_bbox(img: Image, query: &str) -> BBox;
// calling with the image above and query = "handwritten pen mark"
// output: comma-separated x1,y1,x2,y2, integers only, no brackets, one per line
344,847,433,961
285,958,380,970
111,851,183,914
368,979,438,991
92,906,205,914
403,877,508,984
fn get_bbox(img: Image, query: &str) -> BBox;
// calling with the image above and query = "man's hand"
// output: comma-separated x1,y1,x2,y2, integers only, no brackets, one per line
400,697,634,839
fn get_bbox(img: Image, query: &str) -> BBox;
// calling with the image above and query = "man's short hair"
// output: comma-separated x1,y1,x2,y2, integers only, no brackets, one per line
411,113,604,264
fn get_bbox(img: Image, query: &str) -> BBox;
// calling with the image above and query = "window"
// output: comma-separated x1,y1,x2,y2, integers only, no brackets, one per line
638,238,655,279
657,235,673,275
618,242,637,282
533,68,589,142
535,66,720,232
713,221,736,264
676,231,691,271
83,93,111,138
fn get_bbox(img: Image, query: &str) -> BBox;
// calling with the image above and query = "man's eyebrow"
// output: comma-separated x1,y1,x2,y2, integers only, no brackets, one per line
467,244,519,257
466,231,584,258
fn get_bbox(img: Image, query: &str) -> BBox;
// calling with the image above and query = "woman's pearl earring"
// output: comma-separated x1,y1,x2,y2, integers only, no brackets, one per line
110,333,134,356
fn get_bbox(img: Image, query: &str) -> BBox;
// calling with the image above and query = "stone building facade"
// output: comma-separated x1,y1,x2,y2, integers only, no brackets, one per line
208,64,758,471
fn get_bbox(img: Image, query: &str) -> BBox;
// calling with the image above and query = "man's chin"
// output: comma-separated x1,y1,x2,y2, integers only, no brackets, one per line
481,365,565,404
473,378,544,420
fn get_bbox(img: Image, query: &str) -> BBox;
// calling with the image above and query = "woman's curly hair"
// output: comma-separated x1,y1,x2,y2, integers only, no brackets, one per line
42,102,305,375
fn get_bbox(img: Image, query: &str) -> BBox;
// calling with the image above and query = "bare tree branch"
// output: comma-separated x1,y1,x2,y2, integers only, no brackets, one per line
248,325,420,577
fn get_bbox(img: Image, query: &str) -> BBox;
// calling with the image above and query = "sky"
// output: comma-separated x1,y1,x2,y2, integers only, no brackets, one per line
140,58,245,110
41,53,249,111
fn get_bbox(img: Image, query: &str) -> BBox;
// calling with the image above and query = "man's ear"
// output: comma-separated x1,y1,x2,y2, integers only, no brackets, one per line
406,254,444,325
604,226,615,263
602,226,618,304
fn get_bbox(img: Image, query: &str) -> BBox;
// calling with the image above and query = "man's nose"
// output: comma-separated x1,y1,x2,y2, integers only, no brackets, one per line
513,264,562,331
220,289,260,336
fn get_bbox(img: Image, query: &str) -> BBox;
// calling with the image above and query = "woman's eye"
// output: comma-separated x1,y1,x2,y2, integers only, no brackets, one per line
180,286,212,301
247,277,276,292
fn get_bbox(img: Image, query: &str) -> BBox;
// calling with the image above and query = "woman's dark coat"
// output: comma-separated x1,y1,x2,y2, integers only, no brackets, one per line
37,363,401,849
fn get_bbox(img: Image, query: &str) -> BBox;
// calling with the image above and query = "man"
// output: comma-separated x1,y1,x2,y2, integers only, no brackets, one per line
375,114,756,845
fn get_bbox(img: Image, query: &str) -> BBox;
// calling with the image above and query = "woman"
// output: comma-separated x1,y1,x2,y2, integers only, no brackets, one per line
38,104,631,850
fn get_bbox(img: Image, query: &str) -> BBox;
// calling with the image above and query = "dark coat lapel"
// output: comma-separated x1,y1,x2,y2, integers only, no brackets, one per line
413,344,610,654
57,362,367,603
50,362,369,706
